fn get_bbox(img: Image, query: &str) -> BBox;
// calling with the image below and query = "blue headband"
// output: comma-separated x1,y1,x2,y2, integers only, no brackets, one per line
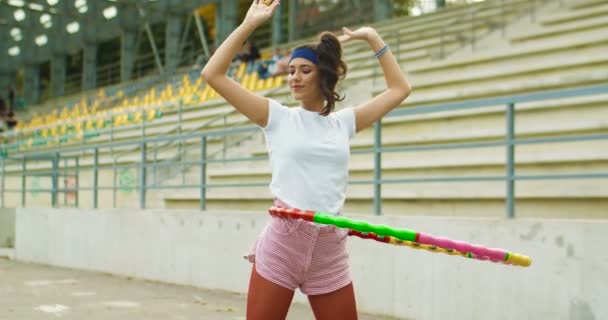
290,48,319,65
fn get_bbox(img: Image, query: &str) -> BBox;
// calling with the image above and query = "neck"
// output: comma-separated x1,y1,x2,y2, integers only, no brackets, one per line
299,97,325,113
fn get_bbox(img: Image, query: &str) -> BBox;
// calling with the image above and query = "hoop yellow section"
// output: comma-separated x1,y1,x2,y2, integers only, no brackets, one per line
389,238,470,258
506,253,532,267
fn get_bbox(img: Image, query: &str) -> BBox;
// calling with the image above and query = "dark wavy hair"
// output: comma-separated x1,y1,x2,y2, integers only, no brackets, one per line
294,32,347,116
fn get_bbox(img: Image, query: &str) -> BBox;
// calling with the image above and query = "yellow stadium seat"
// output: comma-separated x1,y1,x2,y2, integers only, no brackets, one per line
146,109,156,121
236,63,247,79
241,74,252,90
273,76,284,88
262,78,273,90
134,111,143,123
86,120,94,131
201,87,210,101
249,73,260,91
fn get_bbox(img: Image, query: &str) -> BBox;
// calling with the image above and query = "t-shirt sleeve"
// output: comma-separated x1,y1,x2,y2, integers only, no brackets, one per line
262,99,290,132
335,108,356,139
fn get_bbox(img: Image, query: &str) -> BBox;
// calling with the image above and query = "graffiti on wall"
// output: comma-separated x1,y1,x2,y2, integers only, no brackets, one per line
118,168,135,193
64,176,77,205
29,177,41,198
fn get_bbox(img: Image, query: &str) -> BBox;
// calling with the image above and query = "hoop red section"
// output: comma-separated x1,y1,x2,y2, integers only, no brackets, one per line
269,206,316,222
348,230,391,243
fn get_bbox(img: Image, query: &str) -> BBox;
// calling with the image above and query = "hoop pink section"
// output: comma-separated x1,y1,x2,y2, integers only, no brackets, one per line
417,233,507,262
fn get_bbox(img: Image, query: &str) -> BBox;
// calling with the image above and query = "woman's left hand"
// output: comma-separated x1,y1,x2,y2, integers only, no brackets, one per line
337,26,379,43
243,0,281,28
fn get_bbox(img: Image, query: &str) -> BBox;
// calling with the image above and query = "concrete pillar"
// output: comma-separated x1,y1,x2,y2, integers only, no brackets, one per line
0,73,10,104
272,0,284,46
49,1,68,98
0,29,10,103
121,31,137,82
19,12,41,104
215,0,238,46
24,64,40,105
374,0,393,22
120,4,138,82
214,2,223,47
165,13,183,74
82,43,97,90
82,0,99,90
51,54,66,98
288,0,297,42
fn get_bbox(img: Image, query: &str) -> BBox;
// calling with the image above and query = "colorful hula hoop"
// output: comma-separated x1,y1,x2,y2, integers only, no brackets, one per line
269,207,532,267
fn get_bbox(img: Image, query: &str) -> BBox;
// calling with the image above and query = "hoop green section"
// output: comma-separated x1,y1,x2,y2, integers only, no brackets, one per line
313,212,417,242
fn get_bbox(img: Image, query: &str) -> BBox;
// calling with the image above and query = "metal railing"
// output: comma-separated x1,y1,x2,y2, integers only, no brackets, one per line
1,84,606,217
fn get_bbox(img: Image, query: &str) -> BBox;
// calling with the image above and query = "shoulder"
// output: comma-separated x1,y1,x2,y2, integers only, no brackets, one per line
264,99,292,131
333,108,356,138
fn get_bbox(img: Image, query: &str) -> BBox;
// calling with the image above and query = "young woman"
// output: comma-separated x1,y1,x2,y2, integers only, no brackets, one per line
201,1,411,319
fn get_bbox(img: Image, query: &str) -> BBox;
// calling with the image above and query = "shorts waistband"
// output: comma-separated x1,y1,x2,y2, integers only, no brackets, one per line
273,199,338,234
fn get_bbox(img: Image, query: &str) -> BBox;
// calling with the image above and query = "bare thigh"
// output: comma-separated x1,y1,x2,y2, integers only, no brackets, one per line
247,263,295,320
308,282,358,320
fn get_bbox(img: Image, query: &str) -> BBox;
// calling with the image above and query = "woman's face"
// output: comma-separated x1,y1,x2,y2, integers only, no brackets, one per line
288,58,322,102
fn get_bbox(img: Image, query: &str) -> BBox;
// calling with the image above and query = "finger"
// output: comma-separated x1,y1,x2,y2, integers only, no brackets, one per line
342,27,353,36
269,0,280,11
337,35,350,43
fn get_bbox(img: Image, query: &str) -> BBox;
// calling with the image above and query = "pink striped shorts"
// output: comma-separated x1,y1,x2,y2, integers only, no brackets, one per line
245,200,351,295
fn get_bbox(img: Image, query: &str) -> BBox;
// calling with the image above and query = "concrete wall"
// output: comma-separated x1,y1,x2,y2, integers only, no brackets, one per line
15,208,608,320
0,208,15,248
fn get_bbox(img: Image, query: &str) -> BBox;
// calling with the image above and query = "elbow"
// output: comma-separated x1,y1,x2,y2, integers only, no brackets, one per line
401,80,412,100
200,68,220,87
200,67,212,82
396,81,412,102
200,63,220,82
389,78,412,102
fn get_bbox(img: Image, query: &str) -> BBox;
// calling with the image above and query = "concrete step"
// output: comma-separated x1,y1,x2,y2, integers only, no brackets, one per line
398,69,608,107
0,248,15,260
408,29,607,75
511,13,608,42
164,178,608,204
568,0,608,10
544,0,608,24
214,141,608,180
411,50,608,90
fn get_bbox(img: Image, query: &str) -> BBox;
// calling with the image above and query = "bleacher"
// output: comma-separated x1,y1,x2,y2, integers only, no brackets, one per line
165,0,608,218
2,0,607,218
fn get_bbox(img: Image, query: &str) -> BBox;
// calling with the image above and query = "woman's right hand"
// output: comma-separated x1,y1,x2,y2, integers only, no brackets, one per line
243,0,281,28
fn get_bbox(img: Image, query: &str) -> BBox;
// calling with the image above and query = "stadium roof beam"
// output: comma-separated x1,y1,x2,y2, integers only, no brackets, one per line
81,0,100,90
1,0,222,101
0,16,11,102
0,0,79,18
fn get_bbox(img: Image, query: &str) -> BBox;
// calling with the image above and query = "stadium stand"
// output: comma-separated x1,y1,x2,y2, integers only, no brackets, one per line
2,0,607,219
165,0,608,218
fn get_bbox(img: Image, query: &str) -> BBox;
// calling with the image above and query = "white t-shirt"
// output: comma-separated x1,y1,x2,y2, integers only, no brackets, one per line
261,99,357,215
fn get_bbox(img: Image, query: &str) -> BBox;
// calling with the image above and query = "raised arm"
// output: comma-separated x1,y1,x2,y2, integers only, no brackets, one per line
338,27,412,132
201,0,280,127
